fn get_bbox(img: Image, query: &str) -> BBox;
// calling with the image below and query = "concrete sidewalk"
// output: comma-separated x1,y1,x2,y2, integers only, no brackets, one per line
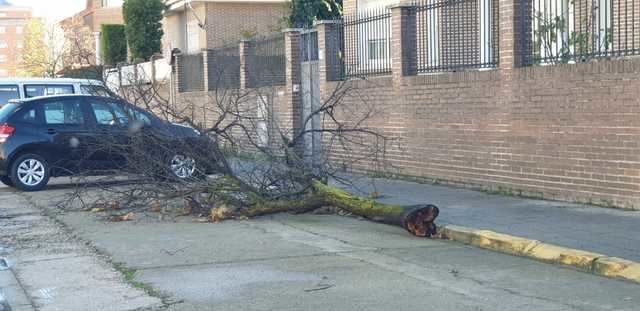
335,175,640,262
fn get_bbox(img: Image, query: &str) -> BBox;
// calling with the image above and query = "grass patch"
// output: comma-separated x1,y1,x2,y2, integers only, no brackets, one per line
112,262,162,297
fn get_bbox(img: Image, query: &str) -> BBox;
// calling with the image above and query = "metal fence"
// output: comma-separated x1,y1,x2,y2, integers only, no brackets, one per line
521,0,640,64
207,45,241,90
247,34,286,88
177,53,205,92
340,8,393,78
300,30,319,62
414,0,499,73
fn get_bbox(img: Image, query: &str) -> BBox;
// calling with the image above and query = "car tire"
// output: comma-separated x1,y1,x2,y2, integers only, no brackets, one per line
10,154,50,192
0,176,14,187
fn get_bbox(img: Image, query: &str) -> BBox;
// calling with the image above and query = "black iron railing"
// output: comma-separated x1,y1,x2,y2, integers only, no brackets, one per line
207,45,241,90
247,34,286,88
414,0,499,73
300,30,319,62
521,0,640,65
340,8,393,78
177,53,205,92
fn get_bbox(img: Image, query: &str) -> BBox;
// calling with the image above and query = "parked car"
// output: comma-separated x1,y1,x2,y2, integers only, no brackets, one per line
0,78,111,107
0,95,215,191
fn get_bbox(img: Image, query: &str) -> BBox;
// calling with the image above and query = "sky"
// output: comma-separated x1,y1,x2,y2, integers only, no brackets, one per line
7,0,86,22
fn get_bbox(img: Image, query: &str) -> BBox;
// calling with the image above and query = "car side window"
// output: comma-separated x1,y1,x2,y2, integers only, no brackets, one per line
81,85,111,97
11,107,41,125
43,100,85,125
107,102,130,125
134,110,152,125
24,85,74,98
0,85,19,105
90,102,117,125
124,105,152,125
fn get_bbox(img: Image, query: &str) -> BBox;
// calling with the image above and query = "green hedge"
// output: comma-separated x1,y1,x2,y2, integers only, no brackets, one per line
101,24,127,66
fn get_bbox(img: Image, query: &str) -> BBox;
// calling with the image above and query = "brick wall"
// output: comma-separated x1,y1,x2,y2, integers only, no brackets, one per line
323,58,640,210
170,1,640,210
204,2,288,48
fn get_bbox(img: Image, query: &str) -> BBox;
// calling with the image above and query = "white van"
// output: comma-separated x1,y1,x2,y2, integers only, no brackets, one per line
0,78,111,106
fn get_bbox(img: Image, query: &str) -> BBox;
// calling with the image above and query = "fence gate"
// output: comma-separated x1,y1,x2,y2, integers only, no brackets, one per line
299,30,322,165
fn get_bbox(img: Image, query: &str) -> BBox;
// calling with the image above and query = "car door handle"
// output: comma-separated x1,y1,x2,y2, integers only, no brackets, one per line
46,129,56,135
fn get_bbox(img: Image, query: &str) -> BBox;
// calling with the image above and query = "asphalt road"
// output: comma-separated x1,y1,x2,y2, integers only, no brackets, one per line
1,179,639,310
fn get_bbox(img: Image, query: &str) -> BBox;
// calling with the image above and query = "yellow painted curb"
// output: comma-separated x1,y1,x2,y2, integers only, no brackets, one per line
438,225,640,284
526,243,604,272
593,257,640,283
438,225,476,244
474,230,540,257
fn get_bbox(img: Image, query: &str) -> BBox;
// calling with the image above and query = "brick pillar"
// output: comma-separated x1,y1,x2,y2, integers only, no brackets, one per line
202,49,210,91
389,4,417,81
239,40,253,89
499,0,531,70
315,20,342,85
283,28,302,143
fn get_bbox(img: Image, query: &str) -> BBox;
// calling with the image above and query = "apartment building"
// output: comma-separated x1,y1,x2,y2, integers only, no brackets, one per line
60,0,124,67
163,0,288,55
0,0,32,77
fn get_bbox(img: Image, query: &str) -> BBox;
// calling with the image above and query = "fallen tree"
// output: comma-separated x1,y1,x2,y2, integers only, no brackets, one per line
62,50,439,237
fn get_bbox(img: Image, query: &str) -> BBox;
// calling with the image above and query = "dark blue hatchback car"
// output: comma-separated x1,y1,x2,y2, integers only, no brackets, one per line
0,95,213,191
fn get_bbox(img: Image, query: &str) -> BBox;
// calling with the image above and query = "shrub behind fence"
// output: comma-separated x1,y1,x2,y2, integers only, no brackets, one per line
519,0,640,65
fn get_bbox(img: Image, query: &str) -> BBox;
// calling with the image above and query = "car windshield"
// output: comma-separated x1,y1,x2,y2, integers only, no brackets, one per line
0,85,19,106
0,103,18,122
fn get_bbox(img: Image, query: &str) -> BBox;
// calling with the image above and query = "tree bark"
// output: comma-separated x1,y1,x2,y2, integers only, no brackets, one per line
311,181,439,237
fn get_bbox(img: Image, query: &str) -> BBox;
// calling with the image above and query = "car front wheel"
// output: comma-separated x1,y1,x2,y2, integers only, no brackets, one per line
169,154,198,180
10,154,50,191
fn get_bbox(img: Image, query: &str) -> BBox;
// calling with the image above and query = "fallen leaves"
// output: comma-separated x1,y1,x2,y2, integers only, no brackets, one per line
91,201,122,213
109,212,136,222
209,206,232,222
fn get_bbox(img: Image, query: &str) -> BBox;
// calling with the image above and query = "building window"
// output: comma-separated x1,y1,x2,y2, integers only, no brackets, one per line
186,20,200,54
367,39,388,61
16,41,22,49
0,41,7,49
16,26,23,34
0,55,6,63
0,27,5,34
0,13,6,18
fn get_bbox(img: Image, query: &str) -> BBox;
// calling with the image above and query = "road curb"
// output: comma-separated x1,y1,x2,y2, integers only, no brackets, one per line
436,225,640,284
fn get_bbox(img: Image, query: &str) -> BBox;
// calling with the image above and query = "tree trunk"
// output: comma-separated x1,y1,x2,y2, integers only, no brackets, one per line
311,181,439,237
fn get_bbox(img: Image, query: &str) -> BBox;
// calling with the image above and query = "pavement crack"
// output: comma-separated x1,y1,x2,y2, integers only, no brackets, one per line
134,252,343,271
